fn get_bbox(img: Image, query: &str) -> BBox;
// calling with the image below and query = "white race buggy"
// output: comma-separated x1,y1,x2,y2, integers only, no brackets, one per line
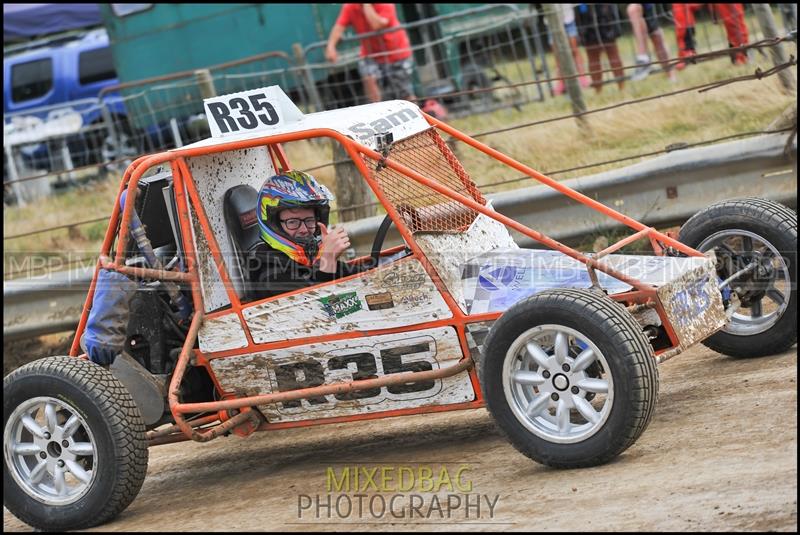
4,86,796,530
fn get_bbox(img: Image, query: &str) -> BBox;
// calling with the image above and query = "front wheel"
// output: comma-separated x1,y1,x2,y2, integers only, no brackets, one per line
3,356,149,531
679,198,797,357
479,288,658,468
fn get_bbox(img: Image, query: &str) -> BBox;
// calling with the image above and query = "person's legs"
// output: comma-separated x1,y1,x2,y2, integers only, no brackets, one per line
357,58,383,103
381,57,416,101
672,3,697,69
585,44,604,92
554,20,582,95
568,36,591,87
627,4,650,56
733,4,749,44
713,3,749,64
650,29,678,81
603,42,625,90
628,3,652,81
362,77,381,103
553,64,566,96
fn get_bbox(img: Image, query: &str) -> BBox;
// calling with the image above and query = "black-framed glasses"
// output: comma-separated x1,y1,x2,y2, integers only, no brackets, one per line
280,216,318,230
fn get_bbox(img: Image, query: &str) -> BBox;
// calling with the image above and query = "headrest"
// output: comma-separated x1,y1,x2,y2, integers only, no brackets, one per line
223,185,262,254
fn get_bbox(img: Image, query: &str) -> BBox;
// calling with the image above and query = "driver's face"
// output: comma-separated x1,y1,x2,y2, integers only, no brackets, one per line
278,207,318,238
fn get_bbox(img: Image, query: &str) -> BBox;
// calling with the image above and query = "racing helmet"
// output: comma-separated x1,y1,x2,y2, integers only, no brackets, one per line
257,170,335,266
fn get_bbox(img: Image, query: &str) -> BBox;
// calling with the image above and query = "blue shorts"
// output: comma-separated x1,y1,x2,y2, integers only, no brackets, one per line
548,21,579,47
564,21,578,39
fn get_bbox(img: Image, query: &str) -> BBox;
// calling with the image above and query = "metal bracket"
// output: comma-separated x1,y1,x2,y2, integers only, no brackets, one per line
375,132,394,172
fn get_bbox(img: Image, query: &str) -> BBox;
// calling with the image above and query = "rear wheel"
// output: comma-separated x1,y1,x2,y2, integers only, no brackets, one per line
479,288,658,468
679,198,796,357
4,356,148,531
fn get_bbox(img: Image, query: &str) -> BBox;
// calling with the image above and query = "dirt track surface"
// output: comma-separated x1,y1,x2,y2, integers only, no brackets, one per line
4,343,797,532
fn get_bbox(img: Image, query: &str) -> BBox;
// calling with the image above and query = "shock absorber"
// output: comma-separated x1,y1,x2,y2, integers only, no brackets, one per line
121,190,193,321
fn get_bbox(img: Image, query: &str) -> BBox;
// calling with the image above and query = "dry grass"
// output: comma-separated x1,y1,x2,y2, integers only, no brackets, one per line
448,61,796,190
3,33,796,278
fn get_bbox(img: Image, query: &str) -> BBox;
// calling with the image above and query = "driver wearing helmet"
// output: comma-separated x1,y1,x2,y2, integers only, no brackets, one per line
250,170,363,298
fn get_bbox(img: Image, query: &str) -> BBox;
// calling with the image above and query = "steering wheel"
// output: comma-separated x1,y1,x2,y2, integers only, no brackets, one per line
370,213,396,268
370,211,415,268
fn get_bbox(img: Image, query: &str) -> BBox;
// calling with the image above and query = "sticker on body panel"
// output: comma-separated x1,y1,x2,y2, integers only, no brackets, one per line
365,292,394,310
208,327,475,423
320,291,363,319
347,105,425,144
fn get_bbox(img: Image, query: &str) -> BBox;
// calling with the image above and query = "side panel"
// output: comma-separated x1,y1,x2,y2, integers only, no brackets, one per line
657,253,727,349
198,313,249,353
465,320,495,361
208,326,475,423
101,4,318,82
461,249,714,315
243,257,452,344
413,208,519,314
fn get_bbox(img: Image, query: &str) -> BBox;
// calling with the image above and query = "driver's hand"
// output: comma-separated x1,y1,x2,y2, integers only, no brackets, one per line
317,223,350,272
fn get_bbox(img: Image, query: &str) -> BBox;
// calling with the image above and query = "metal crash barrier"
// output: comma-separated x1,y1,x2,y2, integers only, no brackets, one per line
4,132,796,342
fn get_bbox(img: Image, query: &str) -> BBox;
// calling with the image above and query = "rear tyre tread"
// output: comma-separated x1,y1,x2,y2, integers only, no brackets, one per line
679,198,797,357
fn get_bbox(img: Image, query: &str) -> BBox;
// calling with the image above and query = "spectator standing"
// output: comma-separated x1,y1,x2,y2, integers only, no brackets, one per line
627,4,678,82
712,3,750,64
550,4,591,95
672,3,701,67
672,3,749,68
325,3,416,103
574,4,625,92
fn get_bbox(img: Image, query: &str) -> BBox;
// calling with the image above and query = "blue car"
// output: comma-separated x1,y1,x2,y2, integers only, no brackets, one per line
3,29,130,171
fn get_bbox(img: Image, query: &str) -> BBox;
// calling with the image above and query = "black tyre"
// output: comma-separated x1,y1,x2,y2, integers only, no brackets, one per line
4,356,148,531
479,288,658,468
679,198,797,357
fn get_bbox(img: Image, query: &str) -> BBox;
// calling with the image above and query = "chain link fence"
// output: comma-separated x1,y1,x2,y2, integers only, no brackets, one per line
3,3,789,207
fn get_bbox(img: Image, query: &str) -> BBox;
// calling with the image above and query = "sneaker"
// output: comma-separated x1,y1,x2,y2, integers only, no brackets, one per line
553,79,566,96
675,50,696,71
580,75,591,88
630,54,652,81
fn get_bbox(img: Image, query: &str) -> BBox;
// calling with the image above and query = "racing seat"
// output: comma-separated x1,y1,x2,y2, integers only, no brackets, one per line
223,184,266,300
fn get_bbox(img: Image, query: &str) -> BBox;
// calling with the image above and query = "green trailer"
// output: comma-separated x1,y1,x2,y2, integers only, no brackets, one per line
98,4,542,144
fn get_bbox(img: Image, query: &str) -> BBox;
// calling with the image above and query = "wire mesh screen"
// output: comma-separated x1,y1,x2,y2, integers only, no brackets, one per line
368,129,486,233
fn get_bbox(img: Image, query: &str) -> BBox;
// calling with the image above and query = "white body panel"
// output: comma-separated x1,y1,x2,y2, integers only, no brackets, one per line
198,314,249,353
184,86,429,152
242,257,451,344
208,326,474,423
460,249,714,314
414,204,519,314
